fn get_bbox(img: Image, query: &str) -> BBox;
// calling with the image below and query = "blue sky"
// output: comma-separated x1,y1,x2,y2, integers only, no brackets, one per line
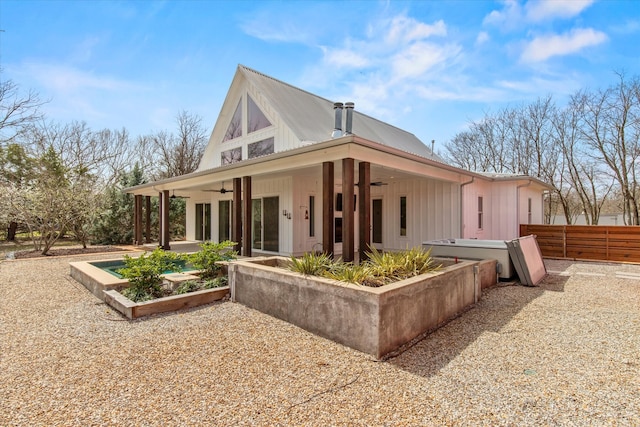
2,0,639,151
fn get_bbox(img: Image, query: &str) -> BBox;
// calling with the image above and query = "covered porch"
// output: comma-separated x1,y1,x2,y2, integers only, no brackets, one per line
127,135,472,262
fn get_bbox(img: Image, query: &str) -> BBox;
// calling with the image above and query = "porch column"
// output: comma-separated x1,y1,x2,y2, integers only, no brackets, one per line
242,176,252,257
145,196,151,243
233,177,242,253
134,194,142,245
342,158,355,262
158,192,162,245
160,190,171,250
322,161,334,257
358,161,371,262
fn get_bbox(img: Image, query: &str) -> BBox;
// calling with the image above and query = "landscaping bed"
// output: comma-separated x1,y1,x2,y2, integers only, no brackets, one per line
70,241,235,319
230,256,496,359
104,284,229,319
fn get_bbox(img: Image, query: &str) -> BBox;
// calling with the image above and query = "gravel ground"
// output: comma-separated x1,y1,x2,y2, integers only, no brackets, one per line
1,255,638,426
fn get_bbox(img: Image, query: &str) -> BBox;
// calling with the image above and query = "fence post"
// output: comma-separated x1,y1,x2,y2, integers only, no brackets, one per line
562,225,567,258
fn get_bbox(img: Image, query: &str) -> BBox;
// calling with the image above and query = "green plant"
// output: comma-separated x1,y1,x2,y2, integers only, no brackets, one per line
288,246,441,288
365,246,440,283
187,240,237,279
118,249,185,302
288,251,334,276
322,261,375,285
174,279,201,295
202,276,228,289
173,275,228,295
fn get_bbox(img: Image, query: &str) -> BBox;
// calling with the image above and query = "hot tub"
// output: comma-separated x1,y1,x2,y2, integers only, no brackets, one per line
424,239,514,279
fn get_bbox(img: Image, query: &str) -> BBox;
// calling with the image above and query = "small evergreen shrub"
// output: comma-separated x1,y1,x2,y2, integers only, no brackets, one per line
118,249,185,302
187,240,237,279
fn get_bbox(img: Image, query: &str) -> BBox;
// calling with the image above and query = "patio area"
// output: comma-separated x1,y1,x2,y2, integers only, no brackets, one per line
1,254,638,425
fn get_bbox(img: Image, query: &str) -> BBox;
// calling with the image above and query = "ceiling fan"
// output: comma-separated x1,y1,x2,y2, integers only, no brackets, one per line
204,182,234,194
355,181,388,186
170,190,190,199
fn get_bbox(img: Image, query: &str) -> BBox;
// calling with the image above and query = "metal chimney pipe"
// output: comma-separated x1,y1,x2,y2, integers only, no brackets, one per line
332,102,344,138
344,102,355,135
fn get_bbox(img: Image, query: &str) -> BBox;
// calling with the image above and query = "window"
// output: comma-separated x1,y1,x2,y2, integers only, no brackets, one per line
372,199,382,244
400,196,407,236
309,196,315,237
247,96,271,133
335,193,356,211
221,147,242,165
223,100,242,142
219,200,232,241
478,196,484,230
248,137,274,159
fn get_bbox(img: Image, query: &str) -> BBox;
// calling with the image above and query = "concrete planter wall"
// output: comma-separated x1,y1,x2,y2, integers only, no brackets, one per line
229,257,491,359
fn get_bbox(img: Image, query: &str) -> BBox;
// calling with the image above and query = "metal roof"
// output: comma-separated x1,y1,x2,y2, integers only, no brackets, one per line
238,65,443,162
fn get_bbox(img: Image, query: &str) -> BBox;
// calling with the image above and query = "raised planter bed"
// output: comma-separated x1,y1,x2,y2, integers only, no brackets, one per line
104,286,229,319
70,259,229,319
229,256,494,359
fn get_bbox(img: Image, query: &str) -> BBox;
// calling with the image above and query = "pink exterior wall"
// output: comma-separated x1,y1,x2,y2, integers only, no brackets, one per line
462,179,546,241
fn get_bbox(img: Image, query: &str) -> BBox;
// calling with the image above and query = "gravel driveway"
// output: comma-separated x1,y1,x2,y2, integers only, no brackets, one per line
1,255,638,426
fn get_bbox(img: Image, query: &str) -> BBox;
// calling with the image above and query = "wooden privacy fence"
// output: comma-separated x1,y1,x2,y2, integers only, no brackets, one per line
520,224,640,263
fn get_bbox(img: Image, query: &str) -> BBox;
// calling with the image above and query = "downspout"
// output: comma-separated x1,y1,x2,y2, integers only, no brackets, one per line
460,177,475,238
516,180,532,237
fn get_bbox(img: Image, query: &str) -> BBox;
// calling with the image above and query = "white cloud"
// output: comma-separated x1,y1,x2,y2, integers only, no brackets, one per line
483,0,522,29
240,11,313,44
610,19,640,35
484,0,594,30
321,46,371,69
525,0,594,22
307,13,465,120
23,62,140,93
520,28,608,62
476,31,490,45
385,16,447,44
392,42,460,80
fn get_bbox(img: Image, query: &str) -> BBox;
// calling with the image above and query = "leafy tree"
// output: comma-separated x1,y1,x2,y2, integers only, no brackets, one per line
0,143,37,239
92,163,146,245
8,147,80,254
0,79,44,240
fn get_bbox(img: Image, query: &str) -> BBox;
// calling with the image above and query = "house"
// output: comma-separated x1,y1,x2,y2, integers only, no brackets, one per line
127,65,550,261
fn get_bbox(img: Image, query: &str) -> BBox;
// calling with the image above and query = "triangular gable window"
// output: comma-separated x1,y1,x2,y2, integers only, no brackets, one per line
247,95,271,133
223,100,242,142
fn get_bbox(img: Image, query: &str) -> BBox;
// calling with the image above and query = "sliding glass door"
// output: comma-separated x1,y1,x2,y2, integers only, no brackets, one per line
195,203,211,241
252,196,279,252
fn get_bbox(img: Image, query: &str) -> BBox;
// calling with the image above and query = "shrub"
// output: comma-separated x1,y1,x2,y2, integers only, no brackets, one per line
187,240,237,279
288,247,440,287
322,261,375,285
174,279,201,295
289,251,334,276
174,276,228,294
118,249,185,302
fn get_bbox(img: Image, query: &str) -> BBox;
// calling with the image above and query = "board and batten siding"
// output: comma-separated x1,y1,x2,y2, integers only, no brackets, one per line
184,177,293,254
378,178,460,250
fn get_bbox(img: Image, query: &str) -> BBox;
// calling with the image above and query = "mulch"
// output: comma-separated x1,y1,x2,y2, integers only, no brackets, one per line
9,245,131,260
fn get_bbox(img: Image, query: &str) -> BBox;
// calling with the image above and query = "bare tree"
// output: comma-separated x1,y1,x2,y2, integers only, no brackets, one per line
25,120,131,186
577,73,640,225
0,79,45,143
146,111,208,179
